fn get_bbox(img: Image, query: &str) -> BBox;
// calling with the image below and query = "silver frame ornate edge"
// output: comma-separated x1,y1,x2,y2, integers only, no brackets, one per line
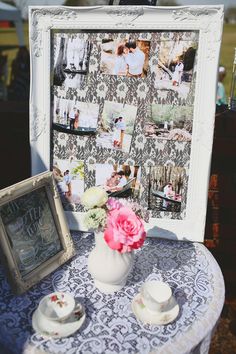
0,171,75,294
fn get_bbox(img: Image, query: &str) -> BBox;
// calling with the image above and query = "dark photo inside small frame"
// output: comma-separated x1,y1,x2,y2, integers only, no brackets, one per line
0,172,75,294
148,165,186,213
0,187,63,278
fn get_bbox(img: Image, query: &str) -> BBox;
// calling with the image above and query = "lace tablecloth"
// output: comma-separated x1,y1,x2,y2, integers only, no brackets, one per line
0,232,225,354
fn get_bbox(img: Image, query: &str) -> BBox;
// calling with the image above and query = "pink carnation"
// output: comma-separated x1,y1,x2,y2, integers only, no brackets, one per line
104,206,146,253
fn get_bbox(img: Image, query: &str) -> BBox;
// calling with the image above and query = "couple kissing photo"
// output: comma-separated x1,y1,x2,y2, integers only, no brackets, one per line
100,38,150,78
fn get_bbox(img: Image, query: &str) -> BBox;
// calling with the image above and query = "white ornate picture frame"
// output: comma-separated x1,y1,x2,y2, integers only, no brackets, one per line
0,171,75,294
29,5,224,242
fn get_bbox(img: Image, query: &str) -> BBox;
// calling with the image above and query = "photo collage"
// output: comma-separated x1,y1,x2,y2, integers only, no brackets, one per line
52,31,198,219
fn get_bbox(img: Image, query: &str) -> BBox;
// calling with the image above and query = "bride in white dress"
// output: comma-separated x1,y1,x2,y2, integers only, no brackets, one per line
113,44,129,76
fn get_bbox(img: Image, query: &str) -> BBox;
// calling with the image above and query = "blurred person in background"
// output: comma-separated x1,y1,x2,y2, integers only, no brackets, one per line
8,46,30,101
0,50,8,101
216,65,227,111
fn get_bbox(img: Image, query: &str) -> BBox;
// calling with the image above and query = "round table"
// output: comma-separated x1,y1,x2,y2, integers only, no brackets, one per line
0,232,225,354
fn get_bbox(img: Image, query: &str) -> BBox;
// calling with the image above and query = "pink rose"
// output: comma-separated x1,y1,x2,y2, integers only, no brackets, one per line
106,197,123,211
104,206,146,253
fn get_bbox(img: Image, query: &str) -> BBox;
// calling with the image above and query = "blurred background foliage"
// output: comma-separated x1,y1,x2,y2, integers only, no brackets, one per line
151,104,193,124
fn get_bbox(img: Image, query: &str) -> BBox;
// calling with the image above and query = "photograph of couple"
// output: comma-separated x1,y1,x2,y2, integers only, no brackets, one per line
148,165,185,213
53,33,91,90
53,157,84,204
53,97,99,135
154,38,197,99
144,103,193,141
96,101,137,153
96,163,141,199
100,38,150,78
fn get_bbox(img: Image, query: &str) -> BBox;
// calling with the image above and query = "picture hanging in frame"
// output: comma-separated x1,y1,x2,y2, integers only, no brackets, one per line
0,171,75,294
29,5,224,242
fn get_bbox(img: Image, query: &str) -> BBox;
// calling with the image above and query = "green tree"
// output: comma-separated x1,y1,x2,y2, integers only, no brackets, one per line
151,104,193,125
71,162,84,179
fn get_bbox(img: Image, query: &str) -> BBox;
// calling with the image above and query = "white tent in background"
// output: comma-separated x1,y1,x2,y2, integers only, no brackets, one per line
0,1,24,46
13,0,66,20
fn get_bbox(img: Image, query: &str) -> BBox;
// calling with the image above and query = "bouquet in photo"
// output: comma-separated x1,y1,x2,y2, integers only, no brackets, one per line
81,187,147,253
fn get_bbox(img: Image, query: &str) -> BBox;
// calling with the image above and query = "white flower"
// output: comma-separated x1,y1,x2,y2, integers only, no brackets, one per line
117,82,128,99
154,139,166,151
75,87,87,99
58,133,69,148
76,135,86,148
81,187,108,209
111,297,130,316
135,135,145,150
87,158,96,172
144,159,154,167
136,337,151,354
137,83,148,100
175,141,187,152
89,57,98,73
84,208,107,230
96,82,108,99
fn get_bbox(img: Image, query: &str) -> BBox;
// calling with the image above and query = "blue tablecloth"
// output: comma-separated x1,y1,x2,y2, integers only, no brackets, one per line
0,232,225,354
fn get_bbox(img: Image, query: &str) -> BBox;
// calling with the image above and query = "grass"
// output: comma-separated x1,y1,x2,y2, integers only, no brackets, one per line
0,22,235,95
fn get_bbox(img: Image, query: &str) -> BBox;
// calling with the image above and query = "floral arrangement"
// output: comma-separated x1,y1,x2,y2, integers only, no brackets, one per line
81,187,146,253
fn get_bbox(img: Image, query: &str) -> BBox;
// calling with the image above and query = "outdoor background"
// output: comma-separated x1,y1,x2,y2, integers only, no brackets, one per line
0,2,235,99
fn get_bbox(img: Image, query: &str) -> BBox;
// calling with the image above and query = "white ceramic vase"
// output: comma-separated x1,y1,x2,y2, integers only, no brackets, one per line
88,231,134,294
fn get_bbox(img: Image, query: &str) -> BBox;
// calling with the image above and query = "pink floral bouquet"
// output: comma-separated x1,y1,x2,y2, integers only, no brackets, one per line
81,187,146,253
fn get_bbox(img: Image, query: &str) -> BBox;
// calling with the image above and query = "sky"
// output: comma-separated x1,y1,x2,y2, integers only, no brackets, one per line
176,0,235,9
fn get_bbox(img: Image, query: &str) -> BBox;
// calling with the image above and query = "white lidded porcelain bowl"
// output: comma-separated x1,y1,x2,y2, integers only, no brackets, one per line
140,280,172,313
32,302,85,338
38,292,75,322
132,281,179,325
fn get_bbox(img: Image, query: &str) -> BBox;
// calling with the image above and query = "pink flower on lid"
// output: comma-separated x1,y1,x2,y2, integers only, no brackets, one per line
104,206,146,253
50,295,59,302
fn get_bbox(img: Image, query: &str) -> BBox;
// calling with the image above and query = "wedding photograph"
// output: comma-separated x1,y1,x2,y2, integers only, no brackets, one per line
53,97,99,135
96,101,137,153
95,163,141,199
100,38,150,77
53,32,91,90
154,38,197,99
148,165,186,212
53,157,84,204
144,103,193,141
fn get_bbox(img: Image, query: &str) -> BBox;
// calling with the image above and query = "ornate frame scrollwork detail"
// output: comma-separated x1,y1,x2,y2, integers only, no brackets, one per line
30,8,79,57
106,6,144,26
30,104,46,142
